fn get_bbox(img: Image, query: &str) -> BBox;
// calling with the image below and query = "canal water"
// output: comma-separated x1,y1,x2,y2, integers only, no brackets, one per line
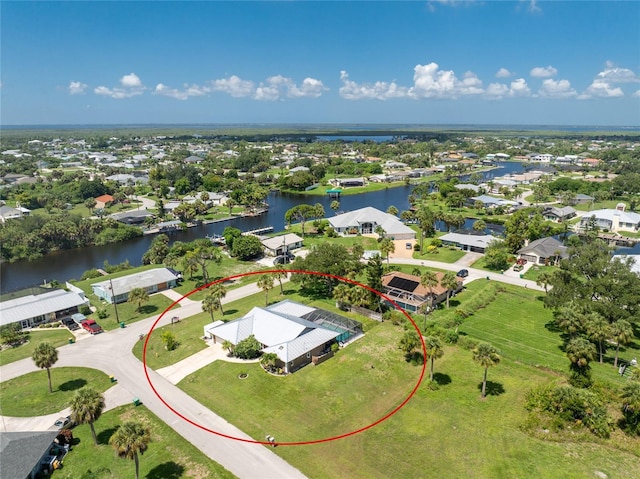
11,161,633,293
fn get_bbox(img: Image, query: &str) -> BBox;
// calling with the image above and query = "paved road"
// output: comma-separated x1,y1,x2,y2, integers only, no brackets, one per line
1,280,306,479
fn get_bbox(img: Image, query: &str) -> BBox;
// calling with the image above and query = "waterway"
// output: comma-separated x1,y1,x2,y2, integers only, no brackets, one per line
6,161,635,293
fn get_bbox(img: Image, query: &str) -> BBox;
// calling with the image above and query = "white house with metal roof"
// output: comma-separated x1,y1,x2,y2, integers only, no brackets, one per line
92,268,180,304
0,288,88,330
203,300,362,373
327,206,415,240
439,231,503,254
579,209,640,233
261,233,303,256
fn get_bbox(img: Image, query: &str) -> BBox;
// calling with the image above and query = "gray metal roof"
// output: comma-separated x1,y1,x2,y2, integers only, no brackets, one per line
328,207,415,236
440,232,502,249
0,430,59,479
261,233,303,251
0,289,87,326
92,268,178,296
517,237,568,258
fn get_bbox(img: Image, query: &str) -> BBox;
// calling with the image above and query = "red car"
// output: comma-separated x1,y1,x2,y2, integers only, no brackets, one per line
81,319,103,335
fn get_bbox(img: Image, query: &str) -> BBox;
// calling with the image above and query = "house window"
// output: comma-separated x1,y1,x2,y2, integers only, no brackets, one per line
306,352,310,358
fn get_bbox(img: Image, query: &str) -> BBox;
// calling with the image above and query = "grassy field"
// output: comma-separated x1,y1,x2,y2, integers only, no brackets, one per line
58,404,235,479
413,245,466,263
132,311,212,370
0,367,112,416
0,328,74,366
457,284,635,385
178,321,640,479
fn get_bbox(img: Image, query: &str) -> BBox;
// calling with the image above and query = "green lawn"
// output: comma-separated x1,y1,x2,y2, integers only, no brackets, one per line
0,367,112,416
522,264,556,282
132,311,212,370
0,329,74,366
457,284,634,385
58,404,235,479
413,245,466,263
179,322,640,479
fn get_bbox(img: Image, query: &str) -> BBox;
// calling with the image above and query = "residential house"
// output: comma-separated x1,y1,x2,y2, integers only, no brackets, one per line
573,193,595,205
203,300,362,373
542,206,576,222
95,194,114,209
327,206,416,240
332,177,365,187
0,430,62,479
0,286,89,330
467,195,518,209
381,271,463,313
517,237,568,265
0,205,24,223
439,231,503,254
579,209,640,233
92,268,180,304
110,209,154,225
261,233,303,256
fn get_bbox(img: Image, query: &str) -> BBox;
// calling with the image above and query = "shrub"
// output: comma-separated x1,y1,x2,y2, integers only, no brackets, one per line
96,309,108,320
160,330,178,351
80,269,103,280
79,305,91,316
234,335,262,359
443,329,459,344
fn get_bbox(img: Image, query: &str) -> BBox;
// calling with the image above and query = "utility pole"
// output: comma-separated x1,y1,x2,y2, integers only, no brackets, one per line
109,278,121,323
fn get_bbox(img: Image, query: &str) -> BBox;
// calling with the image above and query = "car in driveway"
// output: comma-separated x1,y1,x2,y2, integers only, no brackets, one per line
273,252,295,265
81,319,103,335
513,264,524,272
53,416,73,430
62,317,80,331
456,269,469,278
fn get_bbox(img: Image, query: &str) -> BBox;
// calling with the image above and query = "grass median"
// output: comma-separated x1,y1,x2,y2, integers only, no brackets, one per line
0,328,74,366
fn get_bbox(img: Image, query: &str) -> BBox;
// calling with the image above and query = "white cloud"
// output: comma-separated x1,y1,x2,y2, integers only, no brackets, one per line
288,77,326,98
250,75,327,101
154,83,210,100
577,64,638,99
538,79,577,98
485,83,509,100
579,80,624,99
495,68,512,78
409,62,484,99
210,75,255,97
509,78,531,96
530,66,558,78
94,72,146,99
484,78,531,99
339,71,408,100
527,0,542,14
427,0,479,12
68,81,88,95
633,90,640,98
596,66,639,83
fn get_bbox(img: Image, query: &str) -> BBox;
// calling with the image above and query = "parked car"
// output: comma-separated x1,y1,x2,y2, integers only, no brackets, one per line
81,319,103,335
456,269,469,278
273,252,295,265
516,258,528,265
62,317,80,331
513,264,524,272
53,416,73,430
71,313,87,325
405,242,413,250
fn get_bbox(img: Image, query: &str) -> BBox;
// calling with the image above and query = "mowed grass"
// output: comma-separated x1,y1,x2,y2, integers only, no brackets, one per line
457,284,633,385
413,245,467,263
59,404,235,479
0,328,74,366
178,323,640,479
0,367,112,416
132,311,212,370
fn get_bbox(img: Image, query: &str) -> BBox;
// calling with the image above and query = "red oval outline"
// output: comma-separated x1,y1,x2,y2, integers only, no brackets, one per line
143,269,427,446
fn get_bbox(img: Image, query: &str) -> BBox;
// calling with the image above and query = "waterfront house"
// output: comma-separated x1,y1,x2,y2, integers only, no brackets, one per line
579,209,640,233
327,206,416,240
261,233,303,256
110,209,154,225
542,206,576,222
517,237,568,265
439,231,503,254
92,268,180,304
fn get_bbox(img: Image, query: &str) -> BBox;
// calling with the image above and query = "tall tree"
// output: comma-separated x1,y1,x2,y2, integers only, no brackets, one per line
32,342,58,393
379,237,395,265
386,205,399,216
621,382,640,435
271,270,288,295
128,287,149,313
69,386,106,446
207,283,227,314
472,342,501,398
330,200,340,212
425,336,444,382
398,330,421,355
585,312,610,364
365,255,384,311
257,274,274,307
566,336,597,388
284,204,317,238
109,421,151,479
441,271,459,309
554,302,586,339
611,319,634,368
202,294,217,321
420,271,438,316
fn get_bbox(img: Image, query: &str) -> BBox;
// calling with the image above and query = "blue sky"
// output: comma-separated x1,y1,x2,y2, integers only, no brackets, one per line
2,1,639,126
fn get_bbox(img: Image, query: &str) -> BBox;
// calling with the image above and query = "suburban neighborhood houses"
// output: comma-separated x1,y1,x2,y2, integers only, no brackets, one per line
1,128,640,479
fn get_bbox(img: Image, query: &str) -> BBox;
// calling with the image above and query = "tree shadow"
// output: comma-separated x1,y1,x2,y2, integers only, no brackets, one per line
97,426,118,445
404,351,424,365
223,309,238,316
58,378,87,391
146,462,185,479
433,372,451,385
544,320,562,334
138,304,158,315
478,380,505,396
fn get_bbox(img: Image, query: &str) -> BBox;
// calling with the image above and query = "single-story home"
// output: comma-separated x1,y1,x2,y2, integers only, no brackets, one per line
0,430,62,479
439,231,503,254
204,300,362,373
468,195,518,209
95,194,114,209
109,209,154,224
455,183,481,193
261,233,303,256
0,205,24,223
92,268,180,304
333,177,365,187
542,206,576,222
517,237,568,265
381,271,463,313
0,287,89,330
327,206,416,240
579,209,640,233
573,193,594,205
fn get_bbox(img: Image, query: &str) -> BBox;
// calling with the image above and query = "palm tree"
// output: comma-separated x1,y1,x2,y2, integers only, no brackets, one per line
621,382,640,434
379,237,395,265
585,313,610,363
226,198,236,216
257,274,274,307
69,386,105,446
32,342,58,393
127,287,149,313
472,342,500,398
202,294,217,321
611,319,634,368
420,271,438,313
271,270,287,295
330,200,340,213
425,336,444,382
109,421,151,479
566,336,597,387
536,270,554,294
398,330,420,355
554,302,585,339
441,271,459,309
222,340,234,356
207,283,227,314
